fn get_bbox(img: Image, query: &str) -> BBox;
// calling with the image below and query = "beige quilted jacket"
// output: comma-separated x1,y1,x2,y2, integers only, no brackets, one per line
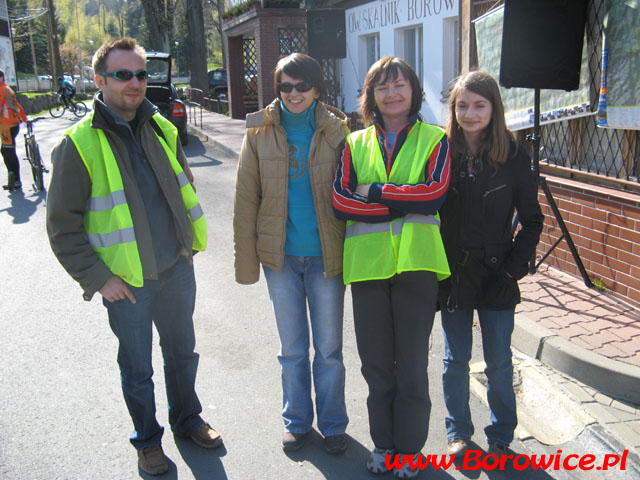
233,99,349,284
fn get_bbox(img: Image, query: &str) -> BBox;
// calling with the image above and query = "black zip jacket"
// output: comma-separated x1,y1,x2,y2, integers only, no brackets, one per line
438,141,544,311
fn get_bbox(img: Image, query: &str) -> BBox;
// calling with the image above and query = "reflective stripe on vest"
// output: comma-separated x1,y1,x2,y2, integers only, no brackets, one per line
67,112,207,287
345,213,441,238
151,114,207,252
343,123,450,284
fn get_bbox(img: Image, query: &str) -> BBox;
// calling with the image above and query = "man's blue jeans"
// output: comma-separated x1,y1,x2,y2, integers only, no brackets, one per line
441,308,517,447
263,256,348,436
105,256,204,449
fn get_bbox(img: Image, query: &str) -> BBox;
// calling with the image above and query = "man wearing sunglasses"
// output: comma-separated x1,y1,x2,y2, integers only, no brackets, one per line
46,37,222,476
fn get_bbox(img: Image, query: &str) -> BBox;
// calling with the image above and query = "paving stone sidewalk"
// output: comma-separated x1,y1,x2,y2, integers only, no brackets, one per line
186,107,640,458
518,264,640,368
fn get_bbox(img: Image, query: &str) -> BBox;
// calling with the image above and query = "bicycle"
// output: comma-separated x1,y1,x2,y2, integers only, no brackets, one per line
49,93,88,118
23,116,48,192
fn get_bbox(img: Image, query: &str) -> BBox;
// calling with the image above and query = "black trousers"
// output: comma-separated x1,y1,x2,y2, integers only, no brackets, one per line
1,125,20,180
351,270,438,454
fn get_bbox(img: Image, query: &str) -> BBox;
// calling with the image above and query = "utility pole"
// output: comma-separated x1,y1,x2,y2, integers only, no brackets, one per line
28,20,39,88
75,1,84,93
45,0,63,90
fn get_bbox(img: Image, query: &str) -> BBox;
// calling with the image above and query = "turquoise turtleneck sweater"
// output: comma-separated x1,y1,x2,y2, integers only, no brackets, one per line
280,100,322,256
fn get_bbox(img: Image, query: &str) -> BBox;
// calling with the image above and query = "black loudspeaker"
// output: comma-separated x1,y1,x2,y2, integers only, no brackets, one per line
499,0,588,91
307,9,346,59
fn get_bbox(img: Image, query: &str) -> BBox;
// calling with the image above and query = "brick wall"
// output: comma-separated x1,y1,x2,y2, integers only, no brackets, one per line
223,8,306,119
537,176,640,308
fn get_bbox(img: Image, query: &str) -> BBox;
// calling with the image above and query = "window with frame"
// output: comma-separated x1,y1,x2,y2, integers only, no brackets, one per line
360,33,380,81
443,16,459,92
396,26,423,84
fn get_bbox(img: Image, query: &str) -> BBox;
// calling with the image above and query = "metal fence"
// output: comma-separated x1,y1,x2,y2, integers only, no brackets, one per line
472,0,639,187
15,78,53,92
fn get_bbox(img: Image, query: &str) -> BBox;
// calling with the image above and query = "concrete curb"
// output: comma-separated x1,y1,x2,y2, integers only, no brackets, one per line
187,123,240,159
513,314,640,405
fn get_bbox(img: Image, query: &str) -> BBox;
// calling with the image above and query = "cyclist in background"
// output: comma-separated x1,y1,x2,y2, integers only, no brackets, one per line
57,76,75,107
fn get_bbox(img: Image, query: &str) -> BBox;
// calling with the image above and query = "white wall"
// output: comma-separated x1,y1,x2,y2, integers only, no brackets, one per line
0,0,17,87
340,0,458,126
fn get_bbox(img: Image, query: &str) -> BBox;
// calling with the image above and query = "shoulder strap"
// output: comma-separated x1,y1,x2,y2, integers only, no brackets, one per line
149,116,166,142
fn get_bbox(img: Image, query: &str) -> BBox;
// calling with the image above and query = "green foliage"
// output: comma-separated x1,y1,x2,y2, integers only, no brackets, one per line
221,0,301,20
591,277,607,292
9,0,50,74
222,0,260,20
11,0,150,78
11,0,223,82
263,0,301,7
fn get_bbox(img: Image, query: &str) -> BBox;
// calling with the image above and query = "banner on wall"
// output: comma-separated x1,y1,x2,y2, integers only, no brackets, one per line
596,0,640,130
474,6,592,131
0,36,16,87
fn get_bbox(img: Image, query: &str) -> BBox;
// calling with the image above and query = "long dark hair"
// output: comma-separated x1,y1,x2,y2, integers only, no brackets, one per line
445,70,513,169
359,56,423,127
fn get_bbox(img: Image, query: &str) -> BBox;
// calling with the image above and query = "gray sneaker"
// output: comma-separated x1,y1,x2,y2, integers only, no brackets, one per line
137,445,169,476
393,453,423,479
367,448,396,474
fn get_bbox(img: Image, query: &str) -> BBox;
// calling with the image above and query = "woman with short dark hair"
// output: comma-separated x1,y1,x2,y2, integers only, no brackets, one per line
333,56,451,478
234,53,350,454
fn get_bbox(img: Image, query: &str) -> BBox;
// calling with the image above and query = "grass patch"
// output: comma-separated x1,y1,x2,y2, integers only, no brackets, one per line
591,277,607,292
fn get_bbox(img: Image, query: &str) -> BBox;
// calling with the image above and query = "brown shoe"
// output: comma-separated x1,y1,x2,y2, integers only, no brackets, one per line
488,442,509,456
324,433,348,454
447,439,469,458
282,431,308,452
191,422,223,449
137,445,169,475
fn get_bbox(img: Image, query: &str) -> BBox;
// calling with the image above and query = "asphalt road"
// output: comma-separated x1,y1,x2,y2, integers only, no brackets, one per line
0,118,635,479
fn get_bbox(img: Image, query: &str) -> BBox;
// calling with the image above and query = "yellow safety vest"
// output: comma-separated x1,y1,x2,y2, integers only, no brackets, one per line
67,112,207,287
343,123,450,284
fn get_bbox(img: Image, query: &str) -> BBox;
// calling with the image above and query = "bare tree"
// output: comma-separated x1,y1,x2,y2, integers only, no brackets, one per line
205,0,226,68
186,0,207,91
139,0,176,51
114,0,127,37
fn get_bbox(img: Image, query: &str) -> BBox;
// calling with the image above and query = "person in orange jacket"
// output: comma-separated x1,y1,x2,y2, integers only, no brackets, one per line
0,69,27,191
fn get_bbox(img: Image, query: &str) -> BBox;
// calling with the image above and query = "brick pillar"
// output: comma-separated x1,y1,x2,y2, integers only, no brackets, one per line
256,18,279,109
226,35,246,119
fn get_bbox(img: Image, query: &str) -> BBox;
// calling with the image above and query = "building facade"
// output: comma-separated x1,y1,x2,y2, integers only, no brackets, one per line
339,0,458,125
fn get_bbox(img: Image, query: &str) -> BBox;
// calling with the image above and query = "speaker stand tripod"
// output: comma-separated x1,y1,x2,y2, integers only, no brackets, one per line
527,88,592,288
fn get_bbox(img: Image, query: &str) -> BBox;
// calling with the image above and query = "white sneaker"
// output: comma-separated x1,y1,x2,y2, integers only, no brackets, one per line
367,448,396,474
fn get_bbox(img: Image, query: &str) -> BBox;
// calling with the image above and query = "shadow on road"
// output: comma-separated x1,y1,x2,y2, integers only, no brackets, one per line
183,135,225,168
452,443,557,480
173,437,228,480
283,430,380,479
0,188,46,223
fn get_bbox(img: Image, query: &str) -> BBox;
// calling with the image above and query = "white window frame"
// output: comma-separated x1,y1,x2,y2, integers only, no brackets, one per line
395,25,424,84
359,33,380,84
443,16,459,92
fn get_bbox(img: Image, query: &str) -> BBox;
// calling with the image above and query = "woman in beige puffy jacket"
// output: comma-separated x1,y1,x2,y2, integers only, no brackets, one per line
233,53,350,455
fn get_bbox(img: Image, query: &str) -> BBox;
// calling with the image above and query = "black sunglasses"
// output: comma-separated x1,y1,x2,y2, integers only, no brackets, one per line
278,81,313,93
100,69,148,81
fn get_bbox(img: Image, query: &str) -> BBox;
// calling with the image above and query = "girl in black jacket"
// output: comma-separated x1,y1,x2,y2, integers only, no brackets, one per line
439,71,544,459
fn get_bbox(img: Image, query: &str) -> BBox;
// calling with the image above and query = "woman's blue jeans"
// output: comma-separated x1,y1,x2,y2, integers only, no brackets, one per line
263,256,348,436
105,256,204,449
441,308,517,447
